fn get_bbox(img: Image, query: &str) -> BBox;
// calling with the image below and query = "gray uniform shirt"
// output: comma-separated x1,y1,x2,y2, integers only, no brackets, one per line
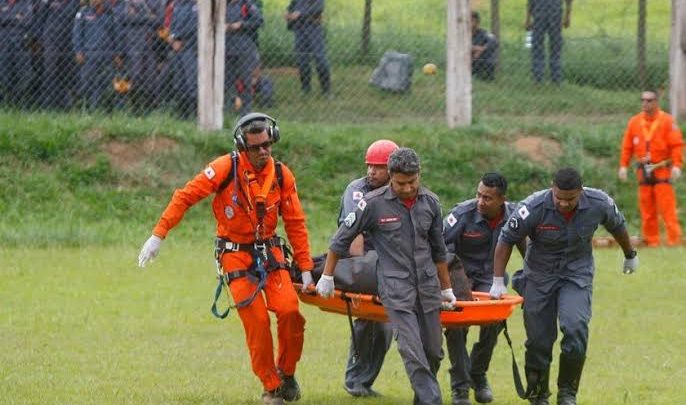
443,200,517,286
499,187,625,289
330,185,448,313
337,176,376,253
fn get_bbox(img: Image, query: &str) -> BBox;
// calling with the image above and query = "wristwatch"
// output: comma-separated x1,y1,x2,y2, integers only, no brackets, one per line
624,249,637,259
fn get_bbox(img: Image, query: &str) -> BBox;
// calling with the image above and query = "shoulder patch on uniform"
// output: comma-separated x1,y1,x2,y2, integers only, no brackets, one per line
517,205,530,220
204,166,216,179
343,212,356,227
508,217,519,230
446,213,457,227
352,191,363,201
357,199,367,211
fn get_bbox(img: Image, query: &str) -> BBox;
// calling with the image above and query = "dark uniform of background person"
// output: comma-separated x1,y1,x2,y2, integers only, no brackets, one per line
525,0,572,84
315,148,457,405
225,0,262,116
112,0,164,112
442,173,525,405
337,140,398,398
471,11,498,81
168,0,197,118
72,0,118,110
0,0,33,107
489,167,638,405
35,0,80,110
284,0,331,97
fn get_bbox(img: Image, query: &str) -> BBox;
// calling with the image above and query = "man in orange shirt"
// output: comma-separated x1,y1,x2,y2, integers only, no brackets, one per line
137,112,315,405
618,90,684,246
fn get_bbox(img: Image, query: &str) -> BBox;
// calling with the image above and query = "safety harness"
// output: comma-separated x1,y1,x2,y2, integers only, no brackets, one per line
637,111,673,186
210,152,288,319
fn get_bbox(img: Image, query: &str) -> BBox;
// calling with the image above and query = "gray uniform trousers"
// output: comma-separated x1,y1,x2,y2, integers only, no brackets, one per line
445,280,504,391
386,300,443,405
523,277,591,370
344,318,392,390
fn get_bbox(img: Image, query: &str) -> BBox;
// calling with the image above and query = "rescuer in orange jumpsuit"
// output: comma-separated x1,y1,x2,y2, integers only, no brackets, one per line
138,113,315,405
618,90,684,247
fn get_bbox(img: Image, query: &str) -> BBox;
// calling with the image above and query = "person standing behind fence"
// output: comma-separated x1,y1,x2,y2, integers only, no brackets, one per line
442,173,525,405
138,113,315,405
168,0,197,118
284,0,330,97
113,0,164,112
490,167,638,405
525,0,572,84
72,0,118,110
618,89,684,247
35,0,80,110
0,0,33,107
338,140,398,398
471,11,498,81
225,0,262,116
317,148,457,405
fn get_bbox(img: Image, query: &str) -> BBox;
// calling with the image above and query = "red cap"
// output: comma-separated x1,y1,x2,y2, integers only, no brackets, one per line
365,139,399,165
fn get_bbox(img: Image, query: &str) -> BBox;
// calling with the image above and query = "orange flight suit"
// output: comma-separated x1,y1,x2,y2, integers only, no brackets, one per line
152,152,314,392
620,109,684,246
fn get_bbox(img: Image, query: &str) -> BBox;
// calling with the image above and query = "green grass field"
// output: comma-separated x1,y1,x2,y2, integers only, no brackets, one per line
1,244,684,404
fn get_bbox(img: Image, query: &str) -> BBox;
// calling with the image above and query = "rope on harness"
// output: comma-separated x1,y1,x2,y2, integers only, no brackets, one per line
210,243,269,319
502,320,527,399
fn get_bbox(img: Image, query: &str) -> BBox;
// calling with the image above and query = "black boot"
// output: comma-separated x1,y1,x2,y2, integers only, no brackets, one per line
525,367,550,405
557,354,585,405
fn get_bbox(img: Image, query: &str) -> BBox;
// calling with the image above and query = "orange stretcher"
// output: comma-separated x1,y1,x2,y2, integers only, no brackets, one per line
294,284,523,327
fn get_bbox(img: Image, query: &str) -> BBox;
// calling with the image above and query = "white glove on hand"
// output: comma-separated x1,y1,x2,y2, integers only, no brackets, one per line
301,271,314,292
441,288,457,310
623,250,638,274
489,276,507,299
618,167,628,182
672,166,682,180
316,274,335,298
138,235,162,268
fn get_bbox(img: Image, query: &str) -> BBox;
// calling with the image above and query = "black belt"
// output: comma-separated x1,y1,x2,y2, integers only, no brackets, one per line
215,236,282,253
639,179,671,186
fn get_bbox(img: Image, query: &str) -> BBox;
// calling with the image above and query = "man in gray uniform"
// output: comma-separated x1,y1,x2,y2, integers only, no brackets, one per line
443,173,525,405
525,0,572,84
338,139,398,398
317,147,457,405
490,167,638,405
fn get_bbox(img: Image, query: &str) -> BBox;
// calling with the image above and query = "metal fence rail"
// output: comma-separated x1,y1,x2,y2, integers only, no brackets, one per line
0,0,672,124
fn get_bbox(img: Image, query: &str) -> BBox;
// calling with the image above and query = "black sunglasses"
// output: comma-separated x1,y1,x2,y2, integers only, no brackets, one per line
641,98,656,102
246,141,273,151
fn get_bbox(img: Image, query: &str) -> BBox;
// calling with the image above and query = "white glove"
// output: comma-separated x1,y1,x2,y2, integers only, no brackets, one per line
316,274,335,298
623,250,638,274
301,271,314,292
138,235,162,267
672,166,682,180
618,167,628,182
441,288,457,310
489,276,507,299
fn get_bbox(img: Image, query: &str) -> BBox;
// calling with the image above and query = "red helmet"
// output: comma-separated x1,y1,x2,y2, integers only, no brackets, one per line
365,139,399,165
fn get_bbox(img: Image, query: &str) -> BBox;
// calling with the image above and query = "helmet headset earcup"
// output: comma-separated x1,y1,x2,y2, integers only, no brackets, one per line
232,112,280,151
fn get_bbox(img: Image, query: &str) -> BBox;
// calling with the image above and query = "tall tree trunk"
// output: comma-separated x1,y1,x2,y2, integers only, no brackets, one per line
361,0,372,57
670,0,686,121
446,0,471,127
637,0,647,89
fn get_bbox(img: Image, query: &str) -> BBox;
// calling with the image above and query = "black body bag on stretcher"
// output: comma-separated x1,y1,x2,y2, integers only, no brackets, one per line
290,250,380,295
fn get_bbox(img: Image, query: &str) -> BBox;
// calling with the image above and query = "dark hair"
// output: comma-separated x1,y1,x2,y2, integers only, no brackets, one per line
643,89,659,97
481,172,507,195
242,119,268,134
388,147,421,175
471,11,480,22
553,167,583,190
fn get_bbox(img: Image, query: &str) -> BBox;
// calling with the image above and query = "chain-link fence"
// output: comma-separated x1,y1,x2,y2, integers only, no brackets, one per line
0,0,673,124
